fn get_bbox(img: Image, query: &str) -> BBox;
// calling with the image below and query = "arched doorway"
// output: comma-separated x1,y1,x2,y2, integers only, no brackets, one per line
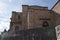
42,21,49,27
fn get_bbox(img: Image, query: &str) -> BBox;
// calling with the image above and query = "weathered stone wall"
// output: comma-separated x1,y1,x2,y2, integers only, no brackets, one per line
10,11,23,31
27,7,51,28
9,5,56,31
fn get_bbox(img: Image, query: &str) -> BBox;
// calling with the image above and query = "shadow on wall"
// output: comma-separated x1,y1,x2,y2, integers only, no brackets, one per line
1,27,57,40
51,10,60,26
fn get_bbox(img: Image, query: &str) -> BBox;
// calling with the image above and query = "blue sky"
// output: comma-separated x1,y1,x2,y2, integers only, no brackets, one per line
0,0,58,33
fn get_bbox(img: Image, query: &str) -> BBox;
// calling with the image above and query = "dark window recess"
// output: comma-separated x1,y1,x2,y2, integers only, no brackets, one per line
18,15,20,19
18,21,22,24
39,18,50,20
15,26,19,31
19,21,22,24
43,21,49,27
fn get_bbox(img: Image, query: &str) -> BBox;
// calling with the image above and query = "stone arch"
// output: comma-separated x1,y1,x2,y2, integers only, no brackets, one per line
42,21,49,27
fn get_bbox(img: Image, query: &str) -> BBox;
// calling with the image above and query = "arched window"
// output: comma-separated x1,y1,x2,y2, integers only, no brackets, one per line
18,15,20,19
42,21,49,27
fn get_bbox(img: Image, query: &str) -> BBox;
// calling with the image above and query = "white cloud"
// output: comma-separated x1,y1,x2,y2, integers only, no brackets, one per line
9,0,12,2
0,1,11,33
0,1,9,14
0,2,6,11
0,18,9,31
0,17,10,31
0,21,10,32
0,0,20,33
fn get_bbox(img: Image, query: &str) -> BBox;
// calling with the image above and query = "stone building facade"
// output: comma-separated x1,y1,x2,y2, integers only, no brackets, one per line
52,0,60,14
1,5,60,40
9,5,56,32
1,0,60,40
52,0,60,40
